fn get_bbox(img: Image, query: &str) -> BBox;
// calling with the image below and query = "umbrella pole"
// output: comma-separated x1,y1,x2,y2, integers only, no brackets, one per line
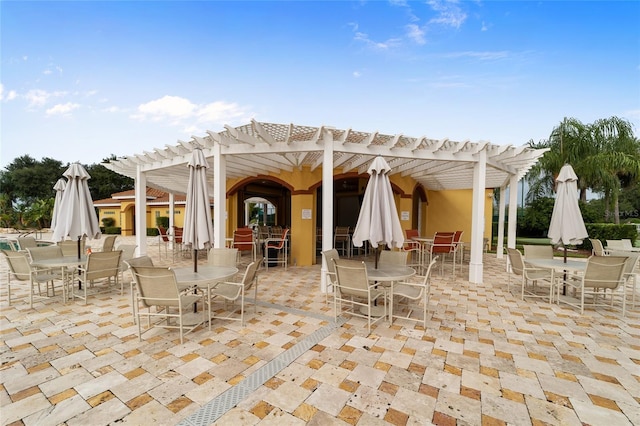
77,236,83,290
194,249,198,273
562,245,567,295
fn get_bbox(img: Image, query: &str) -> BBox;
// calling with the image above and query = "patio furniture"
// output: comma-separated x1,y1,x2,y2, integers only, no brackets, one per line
129,265,205,344
116,244,137,295
389,257,437,328
506,248,554,302
2,249,62,307
264,228,289,270
15,236,38,250
403,229,422,270
233,227,256,262
557,255,628,315
606,240,626,251
333,258,387,333
101,235,117,252
208,247,239,268
58,239,86,257
523,244,554,260
207,261,260,328
124,256,155,323
73,250,122,304
157,226,171,259
590,238,609,256
321,248,340,305
334,226,352,258
426,232,456,276
378,250,408,266
607,250,640,309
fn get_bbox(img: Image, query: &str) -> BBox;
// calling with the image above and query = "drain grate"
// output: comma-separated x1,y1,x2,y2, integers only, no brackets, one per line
177,303,344,426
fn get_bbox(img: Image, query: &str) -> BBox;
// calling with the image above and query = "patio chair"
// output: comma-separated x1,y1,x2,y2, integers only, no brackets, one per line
101,235,117,252
590,239,609,256
523,245,554,260
73,250,122,304
264,228,289,270
58,239,86,257
233,227,255,262
334,226,352,258
379,250,408,266
207,261,260,328
403,229,421,269
606,250,640,309
15,236,38,250
125,256,155,323
557,255,628,315
606,240,626,251
208,248,238,268
321,249,340,305
130,265,205,344
506,248,554,302
427,232,456,276
389,257,437,328
157,226,171,259
1,249,62,308
333,258,386,333
452,230,464,266
115,244,137,295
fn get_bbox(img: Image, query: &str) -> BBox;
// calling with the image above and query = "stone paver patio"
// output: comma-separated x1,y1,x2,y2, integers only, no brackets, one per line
1,234,639,425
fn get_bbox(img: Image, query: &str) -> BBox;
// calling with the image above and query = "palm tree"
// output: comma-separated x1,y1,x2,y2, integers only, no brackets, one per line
527,116,639,224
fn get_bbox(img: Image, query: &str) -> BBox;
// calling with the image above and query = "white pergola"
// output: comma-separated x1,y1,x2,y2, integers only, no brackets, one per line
104,120,548,284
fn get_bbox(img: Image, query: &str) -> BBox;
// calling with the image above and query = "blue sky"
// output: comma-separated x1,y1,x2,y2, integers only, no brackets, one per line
1,1,639,169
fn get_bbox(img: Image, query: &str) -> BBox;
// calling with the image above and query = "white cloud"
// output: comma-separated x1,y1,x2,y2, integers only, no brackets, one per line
46,102,80,116
132,95,253,130
427,0,467,29
353,71,362,78
354,31,402,50
24,89,67,107
444,51,509,61
0,84,16,101
406,24,426,45
134,95,196,122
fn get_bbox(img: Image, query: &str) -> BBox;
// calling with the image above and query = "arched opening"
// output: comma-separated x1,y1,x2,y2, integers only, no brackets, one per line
228,178,292,229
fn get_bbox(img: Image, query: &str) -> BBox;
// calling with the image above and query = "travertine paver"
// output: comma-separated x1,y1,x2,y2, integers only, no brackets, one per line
1,233,639,425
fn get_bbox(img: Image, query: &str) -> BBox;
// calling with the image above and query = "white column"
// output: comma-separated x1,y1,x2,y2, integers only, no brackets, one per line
135,166,147,256
496,184,506,259
468,149,487,284
321,130,334,293
169,192,175,231
213,143,226,248
507,175,518,250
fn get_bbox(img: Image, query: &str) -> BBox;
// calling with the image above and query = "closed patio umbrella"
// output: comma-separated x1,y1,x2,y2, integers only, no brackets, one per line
50,178,67,233
52,163,102,259
352,156,405,268
548,163,589,262
182,148,214,272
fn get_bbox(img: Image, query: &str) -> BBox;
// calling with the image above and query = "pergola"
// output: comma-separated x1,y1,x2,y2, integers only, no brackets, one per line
104,120,548,283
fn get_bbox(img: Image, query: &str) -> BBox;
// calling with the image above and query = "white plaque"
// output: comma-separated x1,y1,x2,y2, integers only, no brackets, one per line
302,209,312,219
401,211,410,221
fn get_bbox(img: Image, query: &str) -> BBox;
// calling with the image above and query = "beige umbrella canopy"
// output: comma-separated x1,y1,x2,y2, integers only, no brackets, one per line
352,156,405,267
52,163,101,258
548,164,589,261
182,148,214,272
50,178,66,233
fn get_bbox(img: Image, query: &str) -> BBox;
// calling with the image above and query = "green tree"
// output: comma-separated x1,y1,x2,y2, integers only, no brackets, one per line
0,155,65,205
87,156,134,201
527,116,639,224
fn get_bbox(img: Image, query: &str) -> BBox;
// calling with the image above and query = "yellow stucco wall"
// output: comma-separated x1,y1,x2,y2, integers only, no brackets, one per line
97,167,493,264
424,189,493,244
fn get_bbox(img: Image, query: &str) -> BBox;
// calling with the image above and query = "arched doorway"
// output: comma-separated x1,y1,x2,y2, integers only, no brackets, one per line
230,178,291,229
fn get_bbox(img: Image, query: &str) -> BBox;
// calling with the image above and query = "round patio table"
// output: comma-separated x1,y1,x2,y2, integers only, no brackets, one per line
364,263,416,317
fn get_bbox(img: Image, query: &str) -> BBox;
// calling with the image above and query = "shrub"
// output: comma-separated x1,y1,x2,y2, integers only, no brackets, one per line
156,216,169,228
147,228,159,236
104,226,121,235
102,217,116,227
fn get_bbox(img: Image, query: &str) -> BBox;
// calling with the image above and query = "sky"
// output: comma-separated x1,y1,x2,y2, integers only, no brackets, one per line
1,0,639,170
